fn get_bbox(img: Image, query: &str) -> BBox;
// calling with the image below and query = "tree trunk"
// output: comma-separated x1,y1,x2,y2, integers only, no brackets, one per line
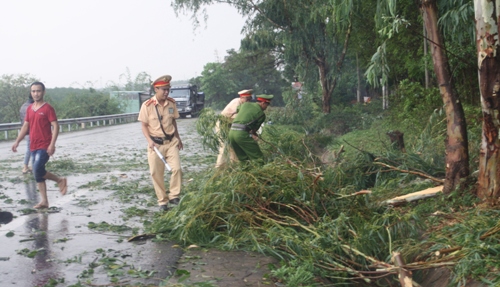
421,0,469,194
382,84,389,109
475,1,500,202
423,22,430,89
318,61,332,113
356,53,362,103
387,130,406,152
317,20,351,114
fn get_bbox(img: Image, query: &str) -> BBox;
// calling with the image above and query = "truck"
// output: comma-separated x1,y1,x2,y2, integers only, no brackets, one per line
169,84,205,118
138,84,205,118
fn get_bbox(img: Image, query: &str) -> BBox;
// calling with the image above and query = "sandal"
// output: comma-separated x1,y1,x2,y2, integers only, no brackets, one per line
58,178,68,195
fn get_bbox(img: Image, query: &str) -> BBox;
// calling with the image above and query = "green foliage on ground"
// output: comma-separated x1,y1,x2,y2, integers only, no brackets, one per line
148,80,497,286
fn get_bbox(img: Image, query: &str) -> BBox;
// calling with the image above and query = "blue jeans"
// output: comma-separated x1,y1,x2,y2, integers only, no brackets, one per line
32,149,50,183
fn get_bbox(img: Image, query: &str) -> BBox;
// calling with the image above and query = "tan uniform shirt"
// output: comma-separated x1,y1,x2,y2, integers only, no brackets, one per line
138,96,179,136
220,98,244,119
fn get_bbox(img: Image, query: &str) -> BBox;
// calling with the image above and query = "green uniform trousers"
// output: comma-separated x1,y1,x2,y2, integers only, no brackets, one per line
229,130,263,161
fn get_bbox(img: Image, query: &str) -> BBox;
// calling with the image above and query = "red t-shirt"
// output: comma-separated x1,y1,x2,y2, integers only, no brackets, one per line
25,103,58,151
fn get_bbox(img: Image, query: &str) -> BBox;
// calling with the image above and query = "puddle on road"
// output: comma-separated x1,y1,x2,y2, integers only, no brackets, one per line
0,119,214,286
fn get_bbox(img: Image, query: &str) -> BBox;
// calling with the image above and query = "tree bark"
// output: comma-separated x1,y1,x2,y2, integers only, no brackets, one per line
475,1,500,202
318,61,332,113
423,22,430,89
357,53,362,103
387,130,406,152
421,0,469,194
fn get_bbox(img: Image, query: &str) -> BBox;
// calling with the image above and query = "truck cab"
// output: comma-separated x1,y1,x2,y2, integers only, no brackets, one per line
169,84,204,118
138,85,205,118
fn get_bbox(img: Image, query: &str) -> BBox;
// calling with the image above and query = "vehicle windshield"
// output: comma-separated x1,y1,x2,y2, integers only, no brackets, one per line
169,89,190,99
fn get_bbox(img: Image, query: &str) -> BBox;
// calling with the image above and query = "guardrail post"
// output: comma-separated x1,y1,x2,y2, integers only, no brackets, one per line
81,123,85,129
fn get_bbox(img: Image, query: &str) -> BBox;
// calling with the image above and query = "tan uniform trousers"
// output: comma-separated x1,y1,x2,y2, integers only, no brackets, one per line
147,137,182,205
215,120,238,168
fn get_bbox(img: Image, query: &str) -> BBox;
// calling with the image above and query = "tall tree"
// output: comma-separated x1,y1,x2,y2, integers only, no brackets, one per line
200,62,238,107
420,0,469,193
224,48,286,105
172,0,353,113
475,0,500,201
375,0,470,193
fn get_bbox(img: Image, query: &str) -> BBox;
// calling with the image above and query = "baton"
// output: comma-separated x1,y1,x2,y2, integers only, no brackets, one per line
153,146,172,172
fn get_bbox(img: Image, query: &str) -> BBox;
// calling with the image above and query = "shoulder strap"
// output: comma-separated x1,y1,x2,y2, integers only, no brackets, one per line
245,113,265,127
155,105,172,137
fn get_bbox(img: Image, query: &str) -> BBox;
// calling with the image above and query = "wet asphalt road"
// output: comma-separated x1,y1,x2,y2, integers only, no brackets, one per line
0,118,210,286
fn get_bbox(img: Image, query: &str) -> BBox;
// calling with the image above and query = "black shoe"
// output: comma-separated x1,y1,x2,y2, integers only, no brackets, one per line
169,198,180,206
159,205,170,211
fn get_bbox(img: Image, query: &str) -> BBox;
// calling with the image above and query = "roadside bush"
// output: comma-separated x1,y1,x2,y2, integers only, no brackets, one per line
388,79,442,131
266,89,323,126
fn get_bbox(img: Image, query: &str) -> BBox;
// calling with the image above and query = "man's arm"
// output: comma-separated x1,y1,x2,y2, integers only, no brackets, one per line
11,121,29,152
172,119,183,150
47,121,59,156
141,122,156,149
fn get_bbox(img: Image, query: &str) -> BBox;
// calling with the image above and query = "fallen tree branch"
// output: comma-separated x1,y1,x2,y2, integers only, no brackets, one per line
392,252,413,287
127,233,156,242
373,162,444,184
385,186,443,206
480,223,500,240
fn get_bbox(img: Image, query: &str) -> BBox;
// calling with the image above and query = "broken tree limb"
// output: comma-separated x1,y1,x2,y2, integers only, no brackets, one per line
385,186,443,206
127,233,156,242
387,130,406,153
373,161,444,184
392,252,413,287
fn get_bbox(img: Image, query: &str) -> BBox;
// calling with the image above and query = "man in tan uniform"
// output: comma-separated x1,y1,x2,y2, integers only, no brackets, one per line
138,75,183,211
215,89,253,168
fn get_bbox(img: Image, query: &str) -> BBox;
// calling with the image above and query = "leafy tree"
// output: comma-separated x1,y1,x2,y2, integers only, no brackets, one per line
198,47,286,108
108,67,151,91
372,0,470,193
199,62,238,107
224,48,286,106
172,0,354,113
420,0,469,193
0,74,39,123
52,88,123,119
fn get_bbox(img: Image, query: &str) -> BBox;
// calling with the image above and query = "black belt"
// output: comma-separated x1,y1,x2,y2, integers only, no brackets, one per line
150,134,174,145
230,123,249,131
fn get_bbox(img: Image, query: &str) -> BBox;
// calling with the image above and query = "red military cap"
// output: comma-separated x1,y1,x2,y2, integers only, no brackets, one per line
153,75,172,87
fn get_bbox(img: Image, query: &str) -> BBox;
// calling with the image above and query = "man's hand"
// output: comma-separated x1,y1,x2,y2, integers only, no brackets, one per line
11,141,19,152
148,140,157,150
47,144,56,156
177,138,183,150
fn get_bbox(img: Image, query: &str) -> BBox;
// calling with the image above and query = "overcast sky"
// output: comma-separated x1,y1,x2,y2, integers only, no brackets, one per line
0,0,246,88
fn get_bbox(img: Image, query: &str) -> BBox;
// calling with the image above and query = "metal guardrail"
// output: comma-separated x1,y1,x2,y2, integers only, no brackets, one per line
0,113,139,140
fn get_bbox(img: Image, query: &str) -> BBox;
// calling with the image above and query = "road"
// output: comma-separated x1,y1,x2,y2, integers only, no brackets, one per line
0,118,211,286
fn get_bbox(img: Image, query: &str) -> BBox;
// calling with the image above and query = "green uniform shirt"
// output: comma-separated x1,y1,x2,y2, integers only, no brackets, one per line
233,102,266,132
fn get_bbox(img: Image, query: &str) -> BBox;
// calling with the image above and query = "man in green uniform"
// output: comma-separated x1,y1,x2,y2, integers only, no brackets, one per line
229,94,273,162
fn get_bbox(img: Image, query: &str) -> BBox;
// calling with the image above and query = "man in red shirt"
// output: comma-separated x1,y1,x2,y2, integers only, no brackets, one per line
12,82,67,209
